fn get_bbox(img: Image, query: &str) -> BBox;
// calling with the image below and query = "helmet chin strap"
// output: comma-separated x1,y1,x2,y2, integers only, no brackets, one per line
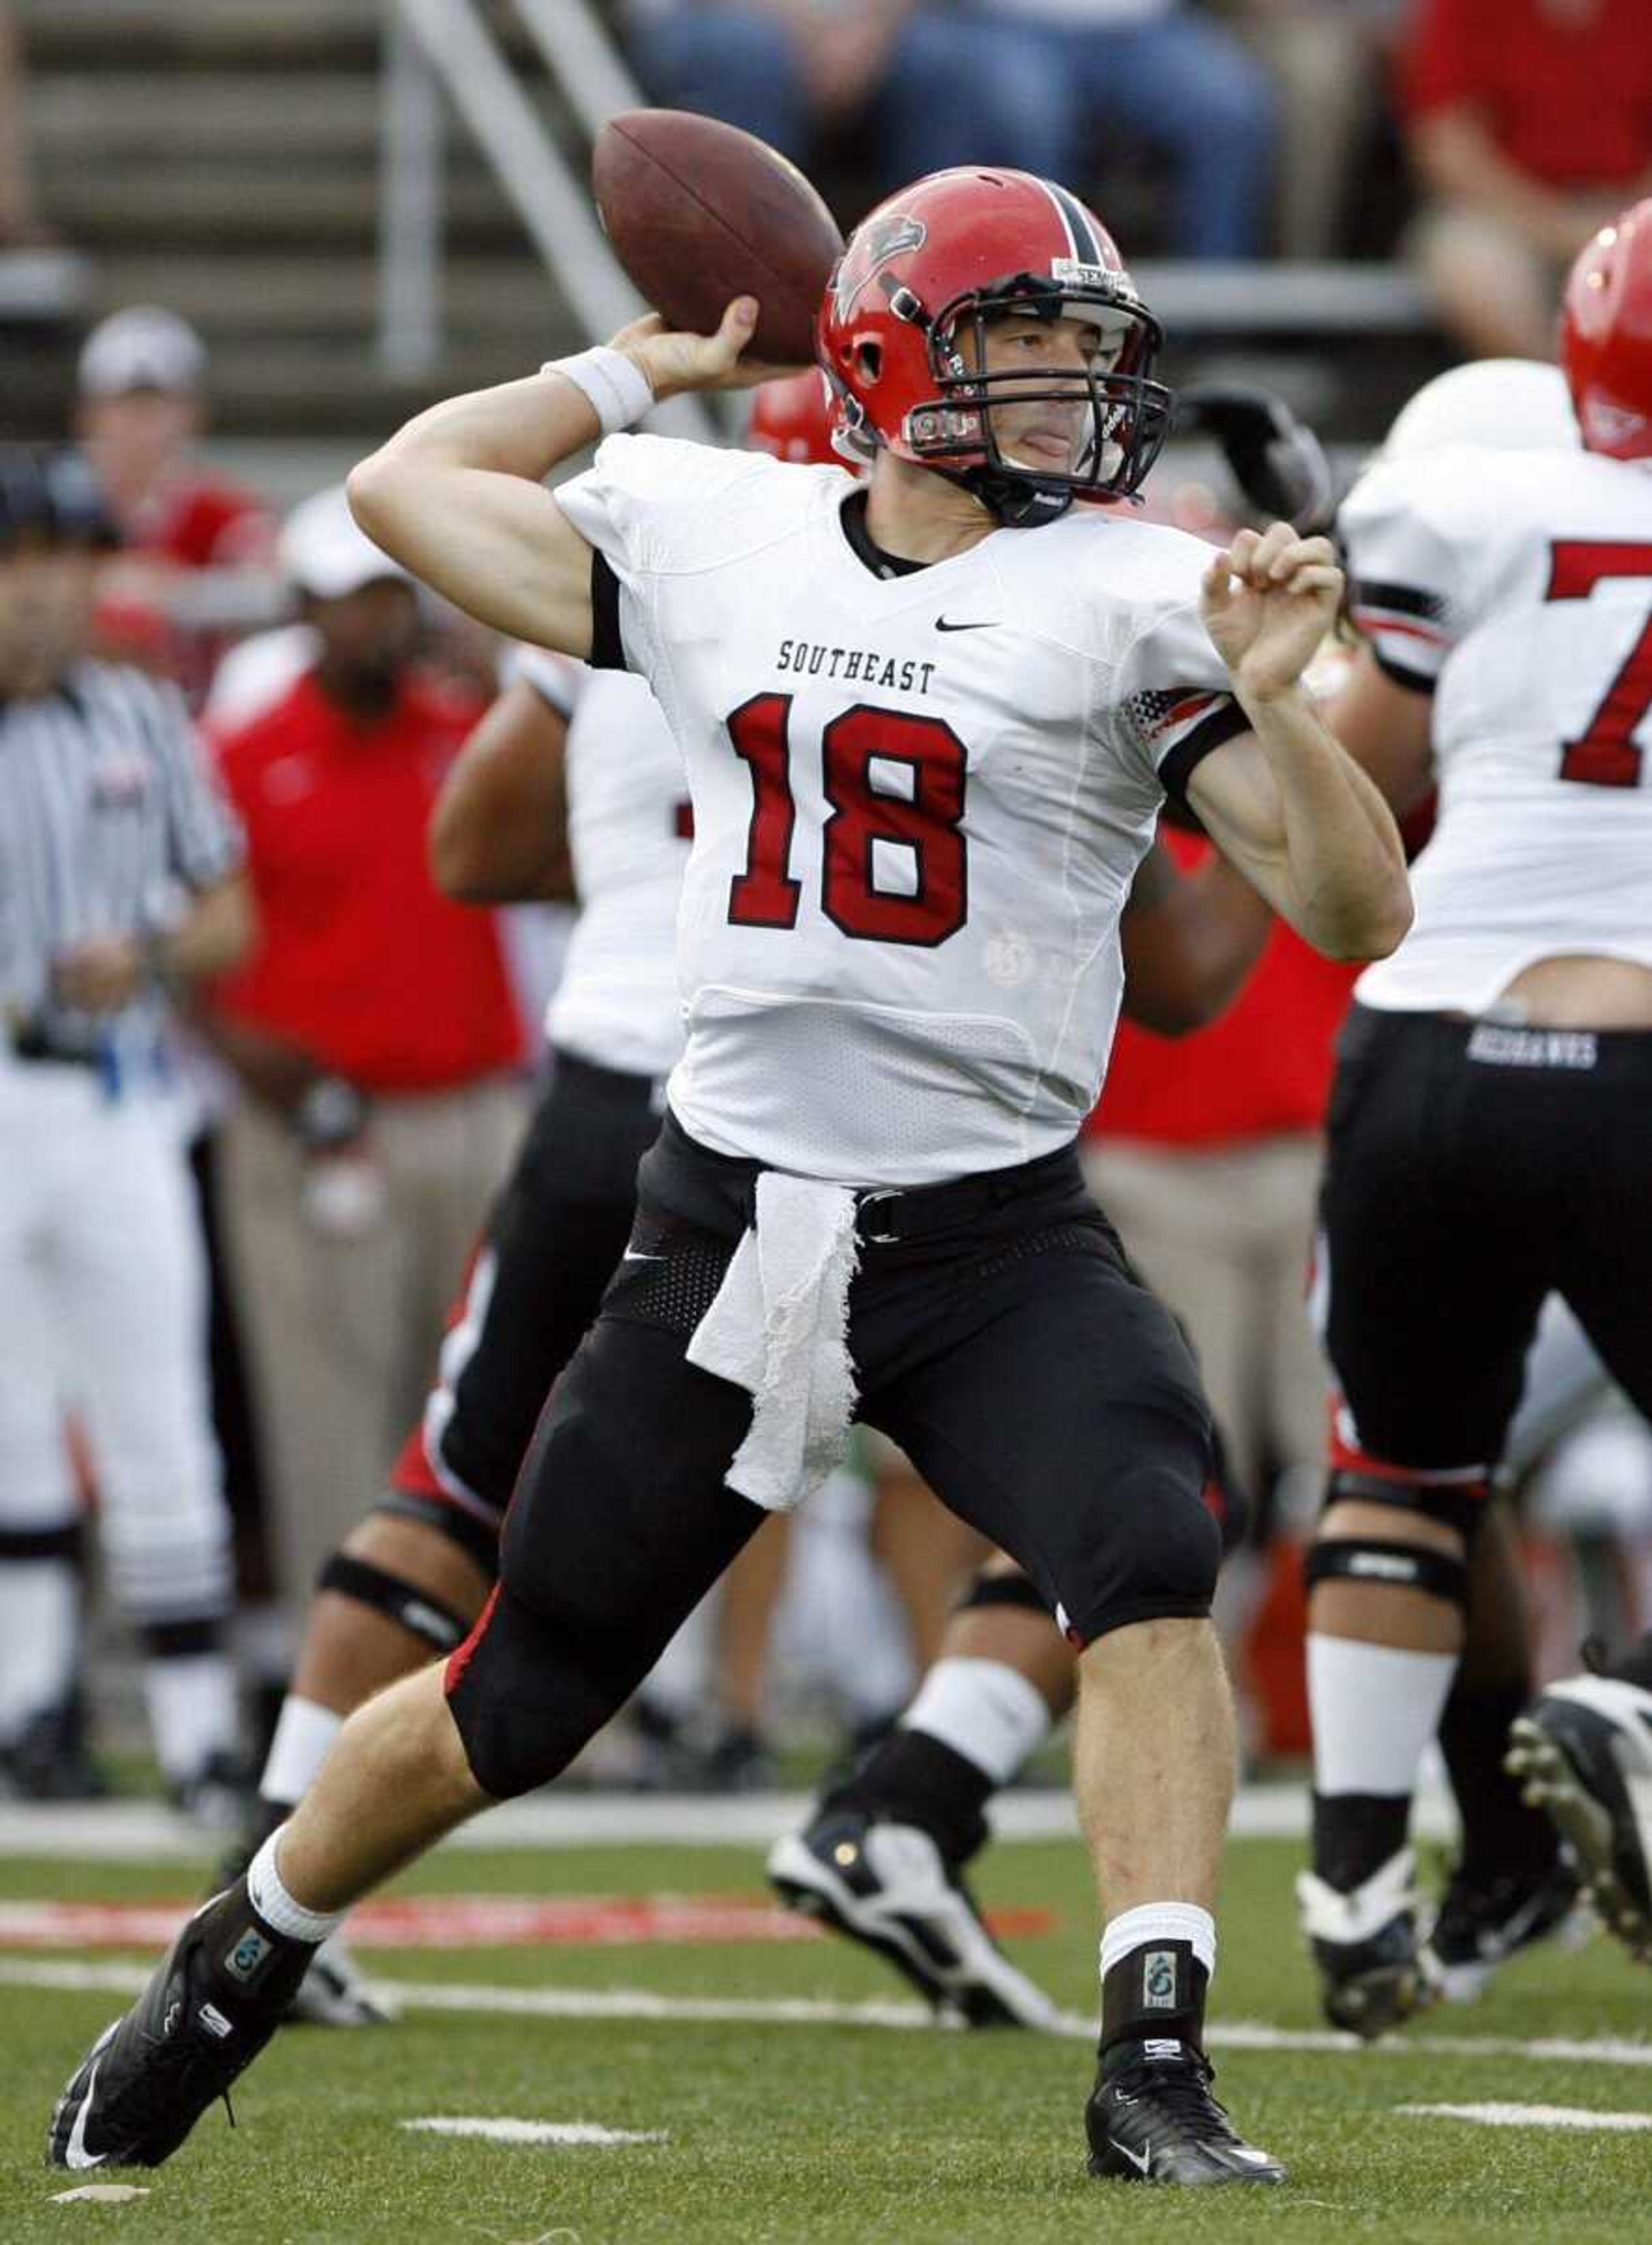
957,460,1074,527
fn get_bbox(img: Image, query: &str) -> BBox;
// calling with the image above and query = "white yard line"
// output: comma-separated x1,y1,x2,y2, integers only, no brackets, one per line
402,2117,666,2146
1401,2102,1652,2131
4,1956,1649,2071
0,1783,1459,1860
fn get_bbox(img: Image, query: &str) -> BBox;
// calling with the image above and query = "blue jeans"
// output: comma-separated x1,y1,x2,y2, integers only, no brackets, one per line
985,10,1279,259
628,4,1068,188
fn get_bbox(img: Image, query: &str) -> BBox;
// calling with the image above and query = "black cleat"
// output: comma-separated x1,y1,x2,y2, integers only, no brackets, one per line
767,1804,1060,2028
1508,1675,1652,1959
1086,2038,1285,2186
1423,1854,1589,2002
1297,1849,1430,2038
46,1887,309,2169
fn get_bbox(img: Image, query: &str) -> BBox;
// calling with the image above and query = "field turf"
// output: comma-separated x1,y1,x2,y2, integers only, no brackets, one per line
4,1830,1652,2242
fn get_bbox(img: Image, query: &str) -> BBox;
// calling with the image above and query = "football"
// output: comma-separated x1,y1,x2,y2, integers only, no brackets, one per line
592,108,843,366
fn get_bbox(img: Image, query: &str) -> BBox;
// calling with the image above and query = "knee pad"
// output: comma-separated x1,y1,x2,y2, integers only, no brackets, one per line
1323,1463,1489,1543
0,1522,83,1564
1303,1535,1470,1614
372,1491,500,1580
1307,1465,1482,1615
316,1549,476,1658
139,1616,222,1658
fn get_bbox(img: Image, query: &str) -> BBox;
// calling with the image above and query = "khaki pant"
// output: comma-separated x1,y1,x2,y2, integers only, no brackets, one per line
1082,1132,1329,1506
220,1077,526,1612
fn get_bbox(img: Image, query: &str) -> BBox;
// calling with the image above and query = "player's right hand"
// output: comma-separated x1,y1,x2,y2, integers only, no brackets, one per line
611,299,799,401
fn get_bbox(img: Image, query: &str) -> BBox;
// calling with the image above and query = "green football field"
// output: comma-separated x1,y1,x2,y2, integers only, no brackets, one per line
4,1828,1652,2244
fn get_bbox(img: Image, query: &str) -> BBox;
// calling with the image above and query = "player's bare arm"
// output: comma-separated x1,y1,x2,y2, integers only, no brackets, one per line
1118,839,1273,1035
1188,523,1412,961
429,677,575,905
1319,641,1438,819
347,299,771,657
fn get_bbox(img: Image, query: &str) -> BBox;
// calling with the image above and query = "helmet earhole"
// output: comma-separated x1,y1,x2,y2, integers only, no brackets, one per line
857,343,881,382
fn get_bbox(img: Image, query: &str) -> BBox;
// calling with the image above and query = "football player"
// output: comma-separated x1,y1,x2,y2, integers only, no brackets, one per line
49,167,1408,2185
220,371,1281,2034
1294,201,1652,2031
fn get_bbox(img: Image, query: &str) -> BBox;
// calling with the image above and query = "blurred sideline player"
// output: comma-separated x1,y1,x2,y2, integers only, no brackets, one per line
49,164,1411,2183
1292,203,1652,2033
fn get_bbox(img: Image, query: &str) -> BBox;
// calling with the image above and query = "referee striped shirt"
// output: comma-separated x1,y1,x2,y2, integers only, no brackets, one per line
0,659,243,1053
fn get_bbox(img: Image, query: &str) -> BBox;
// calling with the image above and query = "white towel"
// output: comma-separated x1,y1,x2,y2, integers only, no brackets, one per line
685,1173,861,1512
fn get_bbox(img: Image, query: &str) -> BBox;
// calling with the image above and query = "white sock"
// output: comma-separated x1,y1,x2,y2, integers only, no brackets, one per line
1307,1634,1458,1796
902,1657,1053,1786
142,1651,238,1785
259,1694,344,1810
0,1561,79,1739
246,1828,348,1945
1100,1901,1217,1983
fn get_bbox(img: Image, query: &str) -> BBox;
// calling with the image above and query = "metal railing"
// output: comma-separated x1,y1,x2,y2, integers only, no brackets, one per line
378,0,717,441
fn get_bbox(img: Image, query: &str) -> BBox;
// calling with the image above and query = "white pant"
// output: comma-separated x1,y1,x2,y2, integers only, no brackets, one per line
0,1055,231,1622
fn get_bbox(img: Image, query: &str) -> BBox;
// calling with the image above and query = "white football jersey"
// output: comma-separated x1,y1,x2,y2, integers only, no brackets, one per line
515,648,690,1080
556,436,1243,1184
556,436,1243,1185
1343,443,1652,1014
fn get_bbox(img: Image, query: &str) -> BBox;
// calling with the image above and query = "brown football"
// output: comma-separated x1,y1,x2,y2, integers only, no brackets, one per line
592,108,843,366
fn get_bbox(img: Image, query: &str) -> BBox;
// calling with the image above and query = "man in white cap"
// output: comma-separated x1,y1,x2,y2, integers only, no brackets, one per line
200,488,527,1635
76,305,275,699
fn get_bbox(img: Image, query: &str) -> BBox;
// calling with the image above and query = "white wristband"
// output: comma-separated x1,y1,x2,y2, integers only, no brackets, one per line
541,345,655,435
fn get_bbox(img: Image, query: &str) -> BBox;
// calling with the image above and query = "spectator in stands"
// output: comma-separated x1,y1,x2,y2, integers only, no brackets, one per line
203,489,526,1629
75,306,277,699
623,0,1064,198
975,0,1278,258
1401,0,1652,359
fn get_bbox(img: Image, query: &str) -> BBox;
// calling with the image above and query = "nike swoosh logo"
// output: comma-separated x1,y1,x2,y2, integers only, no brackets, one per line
935,617,997,633
1116,2139,1153,2176
622,1249,665,1264
65,2058,108,2170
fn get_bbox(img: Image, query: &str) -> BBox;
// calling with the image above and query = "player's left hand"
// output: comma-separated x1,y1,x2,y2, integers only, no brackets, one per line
52,933,147,1013
1200,522,1343,702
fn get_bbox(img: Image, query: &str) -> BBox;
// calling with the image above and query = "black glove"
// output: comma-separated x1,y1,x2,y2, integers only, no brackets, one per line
1174,380,1336,535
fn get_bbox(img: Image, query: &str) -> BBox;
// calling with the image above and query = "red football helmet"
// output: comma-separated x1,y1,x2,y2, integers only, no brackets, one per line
1561,197,1652,460
745,370,843,467
816,167,1170,525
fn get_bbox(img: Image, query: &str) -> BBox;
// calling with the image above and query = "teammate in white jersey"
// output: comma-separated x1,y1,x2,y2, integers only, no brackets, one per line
1294,200,1652,2031
50,166,1407,2187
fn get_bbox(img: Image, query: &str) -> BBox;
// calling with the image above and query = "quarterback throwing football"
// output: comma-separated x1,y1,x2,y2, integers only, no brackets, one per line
48,168,1408,2188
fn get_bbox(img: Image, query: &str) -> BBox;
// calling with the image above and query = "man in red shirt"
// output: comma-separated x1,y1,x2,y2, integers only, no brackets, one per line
1402,0,1652,357
205,487,525,1629
75,306,277,699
